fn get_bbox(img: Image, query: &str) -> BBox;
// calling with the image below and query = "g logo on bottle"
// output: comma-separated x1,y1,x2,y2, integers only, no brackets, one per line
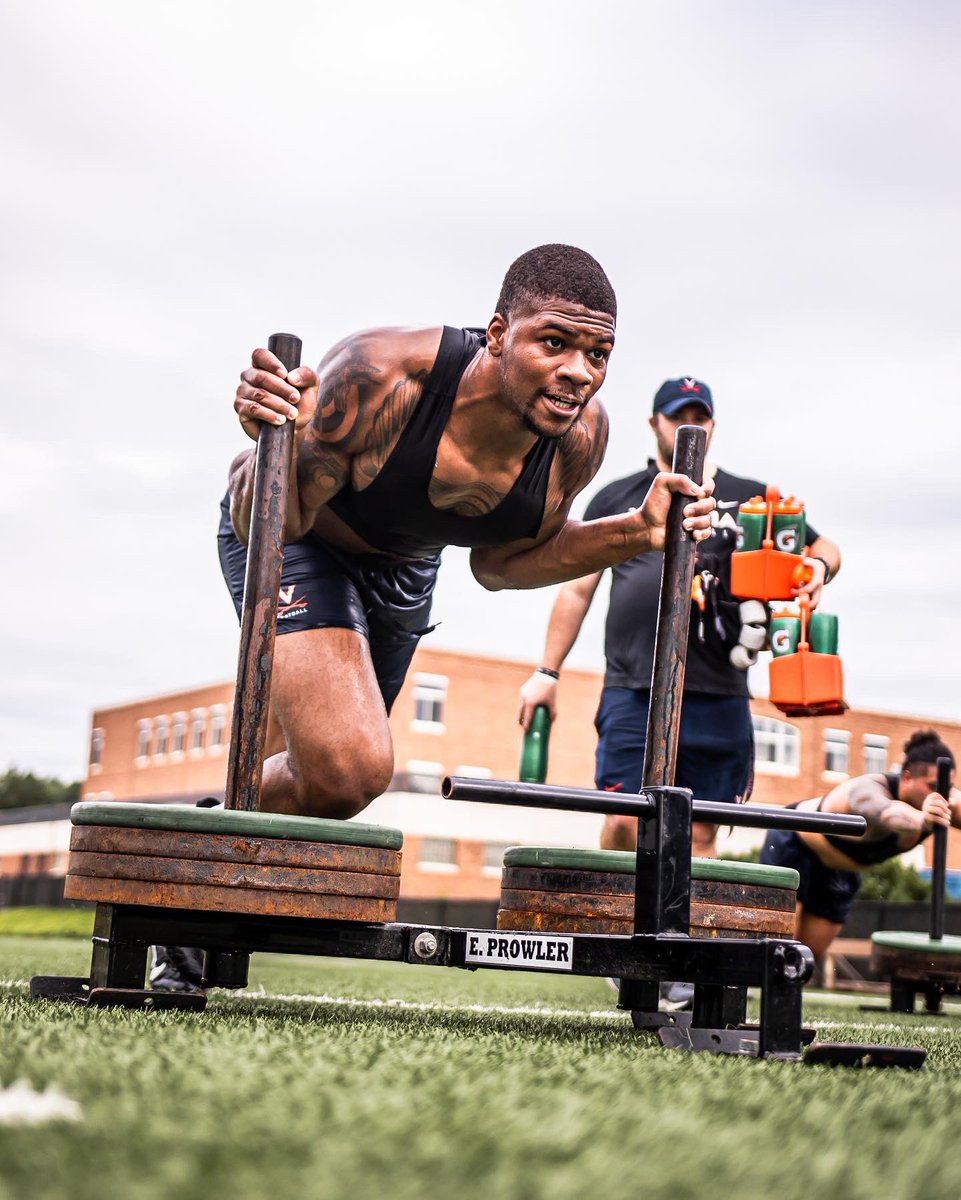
775,528,797,553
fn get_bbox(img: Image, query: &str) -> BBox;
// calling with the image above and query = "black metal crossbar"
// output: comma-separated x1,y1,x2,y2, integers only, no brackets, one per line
442,776,867,839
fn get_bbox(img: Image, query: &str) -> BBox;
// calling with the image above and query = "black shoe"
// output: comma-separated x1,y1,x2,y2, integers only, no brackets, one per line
196,797,224,809
149,945,206,993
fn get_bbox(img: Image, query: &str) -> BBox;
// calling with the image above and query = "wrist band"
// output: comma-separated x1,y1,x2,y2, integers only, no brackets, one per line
814,557,833,584
536,666,560,680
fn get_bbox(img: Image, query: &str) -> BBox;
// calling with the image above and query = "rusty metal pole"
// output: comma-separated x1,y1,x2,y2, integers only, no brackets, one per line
224,332,303,812
929,756,952,941
641,425,707,790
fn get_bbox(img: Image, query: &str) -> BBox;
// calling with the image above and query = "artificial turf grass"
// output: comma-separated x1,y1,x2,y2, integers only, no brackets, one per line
3,939,961,1200
0,906,94,938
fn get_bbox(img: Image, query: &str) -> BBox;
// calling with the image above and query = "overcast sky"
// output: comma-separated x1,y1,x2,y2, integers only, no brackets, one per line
2,1,959,781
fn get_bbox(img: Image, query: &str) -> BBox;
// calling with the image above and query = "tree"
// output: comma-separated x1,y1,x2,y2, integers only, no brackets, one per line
0,769,82,811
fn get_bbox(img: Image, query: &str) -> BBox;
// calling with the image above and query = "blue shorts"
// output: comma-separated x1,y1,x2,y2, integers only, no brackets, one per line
217,496,439,713
760,826,861,925
593,688,754,805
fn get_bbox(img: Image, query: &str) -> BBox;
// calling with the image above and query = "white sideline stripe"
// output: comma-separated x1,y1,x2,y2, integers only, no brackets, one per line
6,978,959,1034
0,977,624,1022
246,988,627,1021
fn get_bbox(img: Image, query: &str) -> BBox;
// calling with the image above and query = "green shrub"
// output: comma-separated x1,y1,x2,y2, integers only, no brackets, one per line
857,858,932,903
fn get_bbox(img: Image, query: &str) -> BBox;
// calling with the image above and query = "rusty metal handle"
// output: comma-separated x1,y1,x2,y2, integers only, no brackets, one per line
929,756,952,940
642,425,707,789
225,332,303,812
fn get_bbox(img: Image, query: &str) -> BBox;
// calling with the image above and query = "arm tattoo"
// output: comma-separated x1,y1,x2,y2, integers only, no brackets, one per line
847,792,896,829
557,410,609,497
296,343,381,498
358,370,428,483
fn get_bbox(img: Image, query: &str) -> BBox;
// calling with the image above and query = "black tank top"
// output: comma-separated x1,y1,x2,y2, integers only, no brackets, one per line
823,772,933,865
325,326,557,559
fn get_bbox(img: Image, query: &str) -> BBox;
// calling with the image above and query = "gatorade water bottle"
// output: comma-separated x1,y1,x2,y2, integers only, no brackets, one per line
769,613,801,657
737,499,766,551
520,705,551,783
772,497,806,555
809,611,839,655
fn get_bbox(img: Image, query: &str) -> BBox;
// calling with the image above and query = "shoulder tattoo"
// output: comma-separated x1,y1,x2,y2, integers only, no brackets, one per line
358,369,429,483
557,409,609,496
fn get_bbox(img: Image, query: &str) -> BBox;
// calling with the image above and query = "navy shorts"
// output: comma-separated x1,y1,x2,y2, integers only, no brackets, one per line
593,688,754,805
217,496,439,713
760,827,861,925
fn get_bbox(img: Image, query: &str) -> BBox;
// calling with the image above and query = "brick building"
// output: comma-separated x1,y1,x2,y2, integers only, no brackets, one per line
63,645,961,901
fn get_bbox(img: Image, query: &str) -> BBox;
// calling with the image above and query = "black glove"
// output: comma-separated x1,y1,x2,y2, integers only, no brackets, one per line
697,572,769,672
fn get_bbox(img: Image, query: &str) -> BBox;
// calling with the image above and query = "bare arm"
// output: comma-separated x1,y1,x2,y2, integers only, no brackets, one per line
846,775,950,848
228,332,432,543
794,534,842,609
518,572,604,729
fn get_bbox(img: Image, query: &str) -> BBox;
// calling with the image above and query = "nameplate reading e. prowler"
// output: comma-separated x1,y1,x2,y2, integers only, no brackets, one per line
465,932,574,971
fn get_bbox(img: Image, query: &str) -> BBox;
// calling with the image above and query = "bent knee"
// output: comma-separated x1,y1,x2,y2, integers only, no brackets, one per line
292,750,393,819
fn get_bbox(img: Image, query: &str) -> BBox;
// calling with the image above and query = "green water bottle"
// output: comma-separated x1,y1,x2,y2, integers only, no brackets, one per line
772,505,806,555
809,611,839,655
520,705,552,783
769,613,801,657
737,506,766,552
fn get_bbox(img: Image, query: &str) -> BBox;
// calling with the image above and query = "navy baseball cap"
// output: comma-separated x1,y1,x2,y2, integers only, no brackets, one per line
652,377,714,417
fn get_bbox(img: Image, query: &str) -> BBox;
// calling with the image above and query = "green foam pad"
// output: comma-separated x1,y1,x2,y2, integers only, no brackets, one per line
501,846,798,891
871,930,961,956
70,802,403,850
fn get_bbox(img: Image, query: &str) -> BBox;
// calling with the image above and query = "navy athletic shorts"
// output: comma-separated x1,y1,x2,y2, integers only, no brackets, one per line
593,687,754,806
217,496,439,713
759,824,861,925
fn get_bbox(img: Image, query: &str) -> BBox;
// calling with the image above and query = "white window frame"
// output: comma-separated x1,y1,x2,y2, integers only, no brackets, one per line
89,727,105,774
405,759,444,794
418,836,459,874
189,708,207,755
862,734,890,775
752,716,801,777
208,705,227,754
153,715,170,759
170,712,188,759
482,841,513,877
135,718,152,764
822,728,851,780
411,672,448,734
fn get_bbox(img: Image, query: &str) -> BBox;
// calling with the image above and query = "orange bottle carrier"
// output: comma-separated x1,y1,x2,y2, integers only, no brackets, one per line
768,595,847,718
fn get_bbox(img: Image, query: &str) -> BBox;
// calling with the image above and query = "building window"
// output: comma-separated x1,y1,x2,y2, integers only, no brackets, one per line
483,842,513,872
89,727,105,773
411,673,448,732
189,709,207,753
136,719,152,761
209,706,227,752
752,716,801,775
154,716,169,758
171,713,188,756
863,734,890,774
419,837,458,872
405,760,444,794
823,728,851,777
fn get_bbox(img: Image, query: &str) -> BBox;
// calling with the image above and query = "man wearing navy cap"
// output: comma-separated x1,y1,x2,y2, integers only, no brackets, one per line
519,377,841,1001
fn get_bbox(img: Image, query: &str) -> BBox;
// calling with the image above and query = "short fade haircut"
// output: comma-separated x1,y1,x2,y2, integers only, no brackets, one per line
495,244,616,323
902,728,956,772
